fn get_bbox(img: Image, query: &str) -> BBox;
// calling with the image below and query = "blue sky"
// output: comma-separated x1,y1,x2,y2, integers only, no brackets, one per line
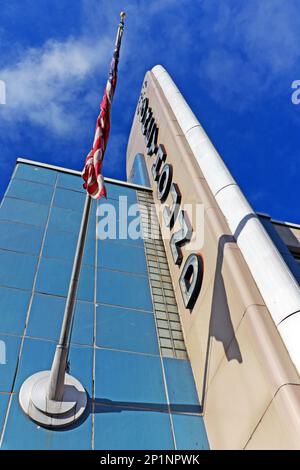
0,0,299,222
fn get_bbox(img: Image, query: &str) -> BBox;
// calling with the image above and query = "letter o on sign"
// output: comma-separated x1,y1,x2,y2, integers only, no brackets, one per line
179,254,204,310
157,163,173,203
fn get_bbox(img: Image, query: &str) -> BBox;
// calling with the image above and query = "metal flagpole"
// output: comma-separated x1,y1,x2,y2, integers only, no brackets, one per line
47,193,92,402
19,12,126,428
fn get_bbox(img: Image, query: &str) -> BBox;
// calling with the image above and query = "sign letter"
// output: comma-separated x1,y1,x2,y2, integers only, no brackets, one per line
179,254,203,310
170,210,192,265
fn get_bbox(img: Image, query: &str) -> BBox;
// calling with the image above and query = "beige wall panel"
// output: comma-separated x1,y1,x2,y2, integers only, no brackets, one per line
245,384,300,450
204,305,300,449
164,197,234,335
182,235,266,405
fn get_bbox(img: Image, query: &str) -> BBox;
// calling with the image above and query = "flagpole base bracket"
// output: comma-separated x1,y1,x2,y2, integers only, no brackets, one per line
19,371,87,428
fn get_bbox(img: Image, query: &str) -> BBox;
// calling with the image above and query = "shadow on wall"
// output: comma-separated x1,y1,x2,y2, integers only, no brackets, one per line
197,211,299,412
210,234,243,362
199,231,245,413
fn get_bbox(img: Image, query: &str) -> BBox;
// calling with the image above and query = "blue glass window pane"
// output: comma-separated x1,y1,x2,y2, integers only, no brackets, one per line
14,164,57,186
96,305,159,355
163,358,201,412
0,287,30,335
97,229,144,246
15,337,92,397
94,407,174,450
96,196,143,246
0,334,21,392
88,200,97,232
82,235,95,266
129,153,151,187
97,198,141,221
82,210,96,266
97,268,152,311
0,250,38,290
97,241,147,274
36,256,94,301
0,221,43,255
26,293,65,341
0,394,9,436
43,228,77,261
0,198,49,227
104,183,137,203
53,188,85,213
35,258,72,297
27,294,93,346
6,179,53,205
77,265,94,302
1,396,92,450
68,344,93,396
14,338,55,391
172,414,209,450
95,349,166,406
48,206,82,233
71,301,94,346
57,173,85,193
97,196,122,215
0,394,9,434
16,338,93,395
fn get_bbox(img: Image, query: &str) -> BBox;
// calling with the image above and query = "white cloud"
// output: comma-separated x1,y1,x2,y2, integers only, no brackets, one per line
0,35,111,134
199,48,270,111
0,0,195,137
197,0,300,109
236,0,300,73
1,0,297,133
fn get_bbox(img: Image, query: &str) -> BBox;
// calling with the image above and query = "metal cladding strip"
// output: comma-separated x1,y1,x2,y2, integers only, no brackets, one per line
151,64,300,372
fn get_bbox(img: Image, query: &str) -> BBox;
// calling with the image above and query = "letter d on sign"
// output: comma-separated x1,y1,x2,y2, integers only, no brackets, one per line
179,254,203,310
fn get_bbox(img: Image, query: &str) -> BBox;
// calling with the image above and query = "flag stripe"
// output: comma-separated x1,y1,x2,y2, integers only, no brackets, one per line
82,36,122,199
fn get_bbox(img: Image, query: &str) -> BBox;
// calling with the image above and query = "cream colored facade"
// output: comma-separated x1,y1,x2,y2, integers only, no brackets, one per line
126,66,300,449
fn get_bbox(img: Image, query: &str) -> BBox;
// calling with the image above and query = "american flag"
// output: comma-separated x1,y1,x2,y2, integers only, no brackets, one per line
82,16,124,199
